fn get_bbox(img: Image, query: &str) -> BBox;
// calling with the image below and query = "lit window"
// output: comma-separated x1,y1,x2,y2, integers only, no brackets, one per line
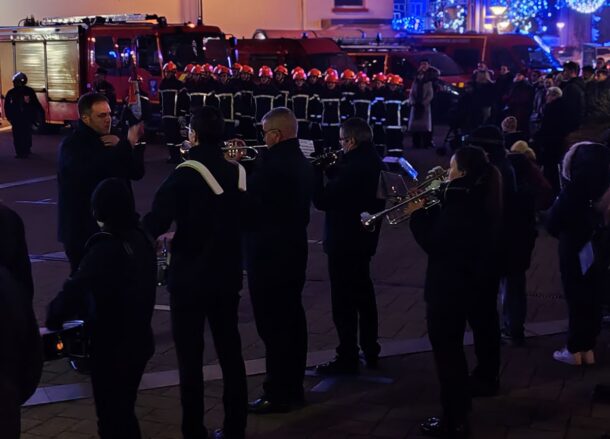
335,0,364,7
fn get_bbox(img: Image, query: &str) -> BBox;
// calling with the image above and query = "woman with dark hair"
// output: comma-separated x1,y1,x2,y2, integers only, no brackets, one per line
410,146,503,438
47,178,157,439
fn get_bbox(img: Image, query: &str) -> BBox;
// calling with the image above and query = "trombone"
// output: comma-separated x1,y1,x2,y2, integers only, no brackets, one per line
361,167,448,230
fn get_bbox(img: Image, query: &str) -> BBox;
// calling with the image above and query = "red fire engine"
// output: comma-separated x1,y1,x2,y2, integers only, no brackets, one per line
0,13,230,126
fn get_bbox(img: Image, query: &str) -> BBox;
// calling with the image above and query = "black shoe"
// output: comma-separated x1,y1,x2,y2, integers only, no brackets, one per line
420,416,469,438
468,375,499,397
248,396,291,414
315,358,359,375
211,428,244,439
501,328,525,346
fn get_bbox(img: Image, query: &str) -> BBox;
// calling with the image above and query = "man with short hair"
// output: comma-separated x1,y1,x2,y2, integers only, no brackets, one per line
560,61,586,132
57,92,145,272
247,107,314,414
313,117,385,374
143,106,248,439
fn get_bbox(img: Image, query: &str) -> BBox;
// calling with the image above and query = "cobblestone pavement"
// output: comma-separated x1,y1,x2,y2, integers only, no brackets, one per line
2,129,607,438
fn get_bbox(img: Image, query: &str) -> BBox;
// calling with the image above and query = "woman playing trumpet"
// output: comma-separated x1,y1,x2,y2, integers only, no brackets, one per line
410,146,503,438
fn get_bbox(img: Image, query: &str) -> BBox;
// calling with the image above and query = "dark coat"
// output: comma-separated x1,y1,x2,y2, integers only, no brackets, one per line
533,97,569,165
57,122,145,249
142,145,245,296
507,81,535,134
585,79,610,124
560,77,586,132
47,228,156,360
410,175,500,306
4,85,44,126
0,203,33,298
313,142,385,257
244,138,314,274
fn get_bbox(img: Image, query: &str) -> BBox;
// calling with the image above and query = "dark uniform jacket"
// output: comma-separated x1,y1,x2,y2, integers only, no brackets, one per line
410,175,499,306
4,85,44,126
560,77,586,132
313,142,385,257
143,145,245,297
160,77,185,117
47,228,156,360
245,138,314,271
57,122,145,248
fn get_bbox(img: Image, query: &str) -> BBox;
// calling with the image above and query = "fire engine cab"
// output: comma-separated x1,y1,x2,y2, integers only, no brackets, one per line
0,13,230,126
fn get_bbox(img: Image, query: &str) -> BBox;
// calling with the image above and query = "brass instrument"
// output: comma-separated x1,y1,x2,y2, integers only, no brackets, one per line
179,139,267,161
361,166,448,230
311,150,342,169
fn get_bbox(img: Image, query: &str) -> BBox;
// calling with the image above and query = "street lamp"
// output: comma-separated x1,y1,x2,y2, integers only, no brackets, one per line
556,21,565,30
489,4,507,33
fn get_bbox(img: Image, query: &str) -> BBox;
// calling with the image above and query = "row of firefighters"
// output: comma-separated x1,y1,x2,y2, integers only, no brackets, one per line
158,61,411,158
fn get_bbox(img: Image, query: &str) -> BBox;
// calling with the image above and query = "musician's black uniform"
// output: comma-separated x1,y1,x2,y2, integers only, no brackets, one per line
245,138,314,408
313,140,385,369
48,178,156,439
143,142,248,439
160,76,186,162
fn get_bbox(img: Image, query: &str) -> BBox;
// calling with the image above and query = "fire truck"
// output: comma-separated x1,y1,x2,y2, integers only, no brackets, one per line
0,13,230,126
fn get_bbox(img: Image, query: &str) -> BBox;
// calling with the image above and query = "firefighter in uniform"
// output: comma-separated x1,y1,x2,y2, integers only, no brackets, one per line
352,72,373,123
143,106,248,439
199,64,218,103
253,66,282,142
160,61,186,163
274,65,292,108
187,65,206,111
384,74,409,156
370,73,388,157
214,65,239,140
289,70,313,140
92,67,117,113
306,68,324,154
4,72,44,159
319,71,344,152
235,65,257,144
340,69,357,102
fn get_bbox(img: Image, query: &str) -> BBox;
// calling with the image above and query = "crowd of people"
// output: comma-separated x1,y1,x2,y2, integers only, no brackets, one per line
3,54,610,439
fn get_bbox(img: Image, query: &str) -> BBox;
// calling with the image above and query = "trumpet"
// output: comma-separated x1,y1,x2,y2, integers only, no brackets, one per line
361,167,448,230
179,139,267,161
311,149,342,169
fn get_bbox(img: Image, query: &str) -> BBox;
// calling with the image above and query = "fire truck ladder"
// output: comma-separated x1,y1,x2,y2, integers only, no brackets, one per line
40,13,163,26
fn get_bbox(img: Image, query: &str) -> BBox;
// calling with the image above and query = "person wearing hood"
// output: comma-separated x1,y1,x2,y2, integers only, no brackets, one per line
547,141,610,366
46,177,157,439
0,203,42,438
57,93,145,273
559,61,586,133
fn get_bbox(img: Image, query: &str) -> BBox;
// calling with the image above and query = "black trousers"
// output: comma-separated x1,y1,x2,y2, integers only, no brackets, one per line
91,355,149,439
170,291,247,439
11,122,32,157
64,240,86,275
161,117,181,160
248,251,308,403
327,253,380,362
426,303,471,423
470,276,501,382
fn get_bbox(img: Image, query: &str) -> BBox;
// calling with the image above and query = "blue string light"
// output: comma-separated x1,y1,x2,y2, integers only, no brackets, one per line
566,0,605,13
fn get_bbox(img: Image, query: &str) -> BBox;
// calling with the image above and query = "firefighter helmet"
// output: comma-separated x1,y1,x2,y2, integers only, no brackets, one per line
274,65,289,75
388,74,403,85
325,72,339,83
291,66,305,76
232,63,243,72
162,61,177,72
259,66,273,78
214,65,230,76
184,63,194,73
372,73,387,83
355,72,370,84
325,67,338,77
307,68,322,78
341,69,356,80
293,71,307,81
191,65,203,75
202,63,214,73
241,65,254,75
12,72,28,86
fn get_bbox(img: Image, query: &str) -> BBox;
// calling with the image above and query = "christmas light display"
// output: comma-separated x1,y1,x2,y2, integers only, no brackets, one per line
497,0,549,32
431,0,466,31
391,16,424,32
565,0,605,13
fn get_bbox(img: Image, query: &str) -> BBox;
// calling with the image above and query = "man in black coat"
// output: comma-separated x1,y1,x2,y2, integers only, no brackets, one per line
4,72,44,159
57,93,145,273
142,106,247,439
313,117,385,374
47,178,156,439
560,61,586,133
246,107,314,414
